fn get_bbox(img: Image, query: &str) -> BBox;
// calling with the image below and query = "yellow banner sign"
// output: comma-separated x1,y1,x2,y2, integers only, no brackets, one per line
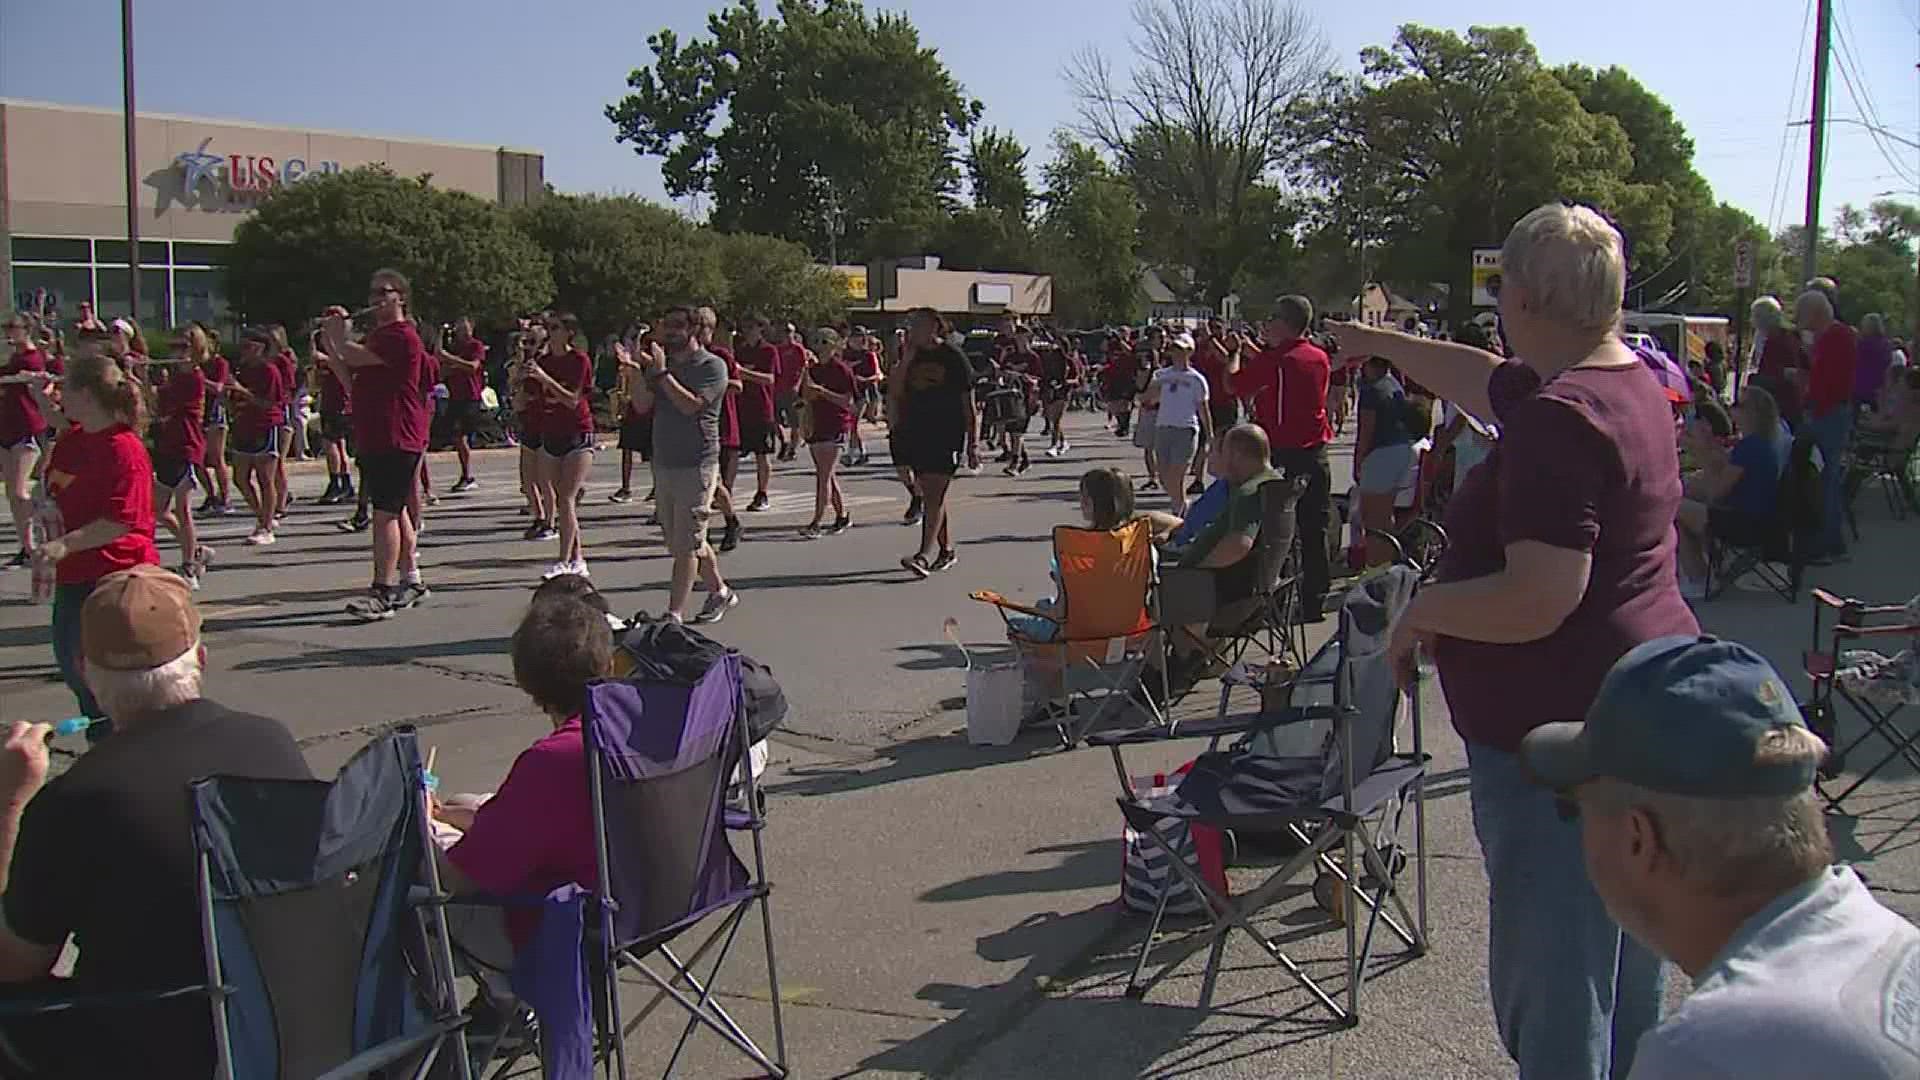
840,271,868,301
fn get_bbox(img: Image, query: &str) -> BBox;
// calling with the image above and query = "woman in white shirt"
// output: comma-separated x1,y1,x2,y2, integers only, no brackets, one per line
1144,331,1212,516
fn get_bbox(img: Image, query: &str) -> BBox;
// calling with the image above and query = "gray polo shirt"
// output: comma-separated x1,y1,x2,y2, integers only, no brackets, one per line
1628,866,1920,1079
651,346,728,468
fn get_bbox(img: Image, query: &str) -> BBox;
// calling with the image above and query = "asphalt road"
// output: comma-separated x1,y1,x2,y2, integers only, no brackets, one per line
2,411,1915,1079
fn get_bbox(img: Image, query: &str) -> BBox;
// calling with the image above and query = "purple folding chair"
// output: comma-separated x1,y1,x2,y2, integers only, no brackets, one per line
584,653,789,1079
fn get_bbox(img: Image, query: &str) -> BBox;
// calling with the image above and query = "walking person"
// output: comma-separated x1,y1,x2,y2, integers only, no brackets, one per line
773,322,807,461
843,326,883,465
320,269,432,621
141,332,211,588
225,329,286,548
511,331,556,539
799,328,857,539
268,326,298,519
1795,290,1858,560
1132,326,1165,490
1040,336,1078,458
619,307,738,624
438,315,487,493
732,316,780,511
524,314,595,579
186,325,232,515
1,314,48,568
1236,297,1334,622
1145,330,1212,518
893,308,977,578
19,341,160,741
1341,202,1699,1080
694,306,744,553
312,328,356,506
1192,318,1242,488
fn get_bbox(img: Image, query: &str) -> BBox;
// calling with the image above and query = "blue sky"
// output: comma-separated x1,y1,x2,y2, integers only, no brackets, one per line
5,0,1918,243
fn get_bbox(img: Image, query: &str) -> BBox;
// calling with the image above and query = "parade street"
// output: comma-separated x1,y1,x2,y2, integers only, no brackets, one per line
3,413,1916,1078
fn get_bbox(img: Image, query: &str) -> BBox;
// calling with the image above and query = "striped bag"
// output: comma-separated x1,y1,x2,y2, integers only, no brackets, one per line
1120,764,1229,916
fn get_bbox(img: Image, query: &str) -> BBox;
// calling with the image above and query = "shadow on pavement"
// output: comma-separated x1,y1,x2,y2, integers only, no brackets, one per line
920,841,1113,903
231,634,512,674
766,727,1062,798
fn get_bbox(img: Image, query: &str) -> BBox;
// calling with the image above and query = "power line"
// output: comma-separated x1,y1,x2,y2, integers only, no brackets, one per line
1829,8,1920,189
1770,0,1818,232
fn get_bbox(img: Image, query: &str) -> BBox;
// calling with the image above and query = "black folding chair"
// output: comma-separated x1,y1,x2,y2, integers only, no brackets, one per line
1088,565,1431,1024
1708,431,1819,603
1802,589,1920,812
1844,427,1920,540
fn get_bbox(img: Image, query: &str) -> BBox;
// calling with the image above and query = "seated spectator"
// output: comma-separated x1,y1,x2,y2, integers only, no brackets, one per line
1168,440,1231,545
434,594,609,1020
1004,467,1139,644
0,565,310,1079
1159,424,1280,688
1686,359,1734,438
1858,364,1920,448
1521,636,1920,1079
1676,386,1788,598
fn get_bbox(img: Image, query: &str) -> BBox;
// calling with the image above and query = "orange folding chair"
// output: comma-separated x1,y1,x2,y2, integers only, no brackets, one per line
973,517,1169,747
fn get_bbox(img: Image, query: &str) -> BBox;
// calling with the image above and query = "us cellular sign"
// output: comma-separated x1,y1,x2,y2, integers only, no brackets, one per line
173,137,341,201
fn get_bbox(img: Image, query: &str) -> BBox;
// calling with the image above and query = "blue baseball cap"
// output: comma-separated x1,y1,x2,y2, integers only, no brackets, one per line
1520,636,1817,798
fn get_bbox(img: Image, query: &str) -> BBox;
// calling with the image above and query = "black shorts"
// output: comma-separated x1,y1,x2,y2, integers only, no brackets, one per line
319,412,352,446
541,431,593,458
446,399,486,436
617,414,652,457
1709,506,1769,548
737,417,777,456
231,428,280,459
0,434,36,452
361,450,422,515
153,454,194,491
900,440,962,477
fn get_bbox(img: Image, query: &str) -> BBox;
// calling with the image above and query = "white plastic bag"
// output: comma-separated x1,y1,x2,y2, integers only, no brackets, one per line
945,618,1024,746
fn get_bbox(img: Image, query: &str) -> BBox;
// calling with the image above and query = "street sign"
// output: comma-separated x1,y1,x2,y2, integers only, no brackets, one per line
1470,249,1502,307
1734,239,1755,289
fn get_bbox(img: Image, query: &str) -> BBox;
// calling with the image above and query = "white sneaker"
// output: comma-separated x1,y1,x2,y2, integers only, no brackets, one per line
541,561,576,580
245,529,276,546
570,558,590,578
1045,445,1062,458
1059,441,1071,453
693,587,739,624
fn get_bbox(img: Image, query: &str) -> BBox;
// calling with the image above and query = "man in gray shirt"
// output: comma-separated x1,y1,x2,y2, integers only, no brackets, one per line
622,306,738,624
1522,636,1920,1080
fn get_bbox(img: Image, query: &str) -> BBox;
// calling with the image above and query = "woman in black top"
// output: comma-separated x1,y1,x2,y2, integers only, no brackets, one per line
890,308,977,578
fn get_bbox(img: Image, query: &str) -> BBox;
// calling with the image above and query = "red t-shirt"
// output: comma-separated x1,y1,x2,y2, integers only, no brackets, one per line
447,337,487,403
273,350,298,412
773,343,806,394
734,342,778,425
44,424,160,585
846,348,881,382
1432,361,1698,751
232,360,287,441
155,366,206,463
319,360,352,416
352,320,429,455
201,355,231,413
538,348,595,440
1807,322,1859,418
418,348,441,396
1193,339,1233,400
0,347,47,445
807,357,859,439
1755,331,1805,419
446,717,598,947
1238,339,1332,450
711,344,740,449
1103,346,1137,394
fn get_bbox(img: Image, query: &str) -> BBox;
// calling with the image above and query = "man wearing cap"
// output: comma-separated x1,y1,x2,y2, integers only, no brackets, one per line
1522,635,1920,1080
0,565,309,1077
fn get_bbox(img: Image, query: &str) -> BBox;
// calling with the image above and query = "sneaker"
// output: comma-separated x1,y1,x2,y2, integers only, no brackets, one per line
1187,478,1205,496
4,549,29,569
522,520,549,542
901,553,932,579
798,523,822,541
828,513,852,535
570,558,590,579
929,549,958,573
1138,477,1158,492
903,497,924,526
1046,445,1063,458
748,492,770,512
693,588,739,624
336,513,370,534
396,581,430,608
608,488,633,504
1014,457,1031,475
245,529,276,546
423,491,440,506
196,496,218,514
643,489,656,503
179,564,202,591
1059,441,1071,453
719,520,742,552
316,480,344,506
451,476,478,494
347,586,398,622
541,561,576,580
535,525,559,542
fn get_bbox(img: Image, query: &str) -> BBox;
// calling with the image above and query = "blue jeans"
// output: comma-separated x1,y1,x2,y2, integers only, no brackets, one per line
1468,743,1665,1079
51,581,110,741
1806,406,1852,553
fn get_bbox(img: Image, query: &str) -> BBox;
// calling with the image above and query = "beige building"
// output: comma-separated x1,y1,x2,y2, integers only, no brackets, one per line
1,99,543,328
835,256,1050,325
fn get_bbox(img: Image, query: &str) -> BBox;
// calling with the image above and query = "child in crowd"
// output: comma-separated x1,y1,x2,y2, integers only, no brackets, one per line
1005,467,1141,643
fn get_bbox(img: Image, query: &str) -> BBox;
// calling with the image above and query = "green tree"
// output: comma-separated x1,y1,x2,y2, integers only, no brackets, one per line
1069,0,1329,304
513,194,724,339
227,166,552,327
608,0,982,260
966,128,1034,225
1820,201,1919,332
1034,135,1141,325
708,230,849,325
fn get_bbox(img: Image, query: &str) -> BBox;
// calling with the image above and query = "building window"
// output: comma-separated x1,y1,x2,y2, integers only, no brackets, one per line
9,237,90,264
171,242,229,268
171,268,229,325
8,235,229,328
95,267,171,327
94,240,172,266
10,266,93,320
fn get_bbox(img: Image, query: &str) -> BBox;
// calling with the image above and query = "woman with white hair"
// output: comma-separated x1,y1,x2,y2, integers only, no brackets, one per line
1336,203,1698,1080
1749,295,1807,427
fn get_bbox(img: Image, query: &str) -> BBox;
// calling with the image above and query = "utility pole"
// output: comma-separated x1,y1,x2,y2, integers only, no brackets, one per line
1802,0,1832,286
121,0,141,326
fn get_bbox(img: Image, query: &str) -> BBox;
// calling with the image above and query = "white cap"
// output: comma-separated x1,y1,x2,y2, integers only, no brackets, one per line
1169,331,1196,350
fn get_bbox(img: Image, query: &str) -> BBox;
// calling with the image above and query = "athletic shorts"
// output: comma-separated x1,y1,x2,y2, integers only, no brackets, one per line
231,427,280,459
899,439,963,477
153,454,195,491
541,431,593,458
1132,409,1159,449
319,412,352,446
0,433,38,452
1154,425,1200,467
205,401,227,430
737,418,777,456
361,450,422,515
809,432,848,448
446,398,486,436
617,414,652,457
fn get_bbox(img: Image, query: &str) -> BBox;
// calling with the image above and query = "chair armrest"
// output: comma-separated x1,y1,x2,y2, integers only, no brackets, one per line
969,590,1057,622
1835,623,1920,639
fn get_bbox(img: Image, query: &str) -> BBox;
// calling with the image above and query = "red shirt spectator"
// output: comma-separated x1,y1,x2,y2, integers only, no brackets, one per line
155,365,206,465
446,337,487,403
1238,337,1332,450
43,423,159,585
538,347,595,441
232,359,287,442
1807,321,1858,419
807,355,859,439
353,320,429,455
0,347,48,446
735,341,779,427
1755,330,1807,419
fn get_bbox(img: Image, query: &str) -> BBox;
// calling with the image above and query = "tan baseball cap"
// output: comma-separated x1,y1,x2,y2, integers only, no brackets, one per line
82,565,202,671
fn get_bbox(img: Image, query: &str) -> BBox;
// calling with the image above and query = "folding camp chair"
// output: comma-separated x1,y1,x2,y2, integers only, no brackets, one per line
187,726,472,1080
1844,427,1920,540
1708,431,1818,603
1802,589,1920,812
973,516,1168,747
1088,565,1430,1024
583,654,788,1079
1178,475,1310,680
